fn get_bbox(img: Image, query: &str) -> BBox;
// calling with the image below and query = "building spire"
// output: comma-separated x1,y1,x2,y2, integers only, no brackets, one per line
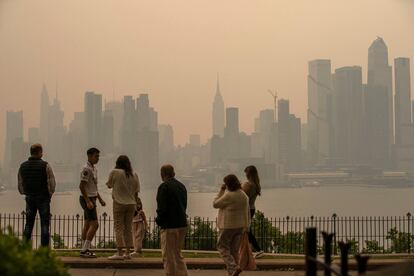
216,72,221,95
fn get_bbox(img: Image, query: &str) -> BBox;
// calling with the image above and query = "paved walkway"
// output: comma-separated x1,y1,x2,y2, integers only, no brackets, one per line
69,269,300,276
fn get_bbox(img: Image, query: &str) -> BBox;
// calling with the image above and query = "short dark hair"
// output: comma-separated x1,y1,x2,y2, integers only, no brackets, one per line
223,174,241,191
30,144,43,155
87,148,100,156
161,164,175,178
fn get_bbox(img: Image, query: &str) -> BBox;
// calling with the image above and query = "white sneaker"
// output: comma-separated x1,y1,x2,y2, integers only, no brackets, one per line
108,254,125,260
130,251,142,258
254,251,264,259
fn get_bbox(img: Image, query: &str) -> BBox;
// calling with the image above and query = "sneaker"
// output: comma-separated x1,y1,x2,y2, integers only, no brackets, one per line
108,253,125,260
254,250,264,259
129,251,142,258
123,254,132,260
80,250,97,258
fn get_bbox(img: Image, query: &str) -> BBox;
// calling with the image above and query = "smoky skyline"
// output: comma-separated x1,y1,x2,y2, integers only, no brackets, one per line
0,0,413,159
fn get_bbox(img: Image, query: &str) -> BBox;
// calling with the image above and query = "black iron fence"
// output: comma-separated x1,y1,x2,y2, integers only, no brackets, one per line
1,211,413,254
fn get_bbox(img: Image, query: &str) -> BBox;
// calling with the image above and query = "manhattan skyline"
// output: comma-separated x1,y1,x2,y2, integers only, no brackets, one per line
0,0,413,160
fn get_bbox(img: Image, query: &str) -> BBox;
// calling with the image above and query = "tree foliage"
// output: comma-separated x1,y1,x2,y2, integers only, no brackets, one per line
0,228,68,276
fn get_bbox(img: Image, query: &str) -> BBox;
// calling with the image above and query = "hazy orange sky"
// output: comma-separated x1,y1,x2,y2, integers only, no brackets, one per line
0,0,413,159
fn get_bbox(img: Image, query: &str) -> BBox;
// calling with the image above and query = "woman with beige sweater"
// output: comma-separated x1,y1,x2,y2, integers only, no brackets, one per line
213,174,250,276
106,155,140,260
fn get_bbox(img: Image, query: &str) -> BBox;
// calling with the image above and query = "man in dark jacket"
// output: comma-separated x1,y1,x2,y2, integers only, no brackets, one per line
156,164,188,276
18,144,56,247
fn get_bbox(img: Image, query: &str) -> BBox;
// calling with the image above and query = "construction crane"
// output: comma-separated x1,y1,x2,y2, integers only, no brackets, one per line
268,89,278,122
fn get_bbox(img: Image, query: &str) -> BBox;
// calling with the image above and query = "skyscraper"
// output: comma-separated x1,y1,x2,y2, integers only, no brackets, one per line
47,96,65,163
212,75,225,138
259,109,275,163
332,66,364,165
120,94,159,189
364,84,390,168
105,100,123,149
278,100,290,166
39,83,49,145
159,124,175,164
394,57,412,146
278,99,302,171
3,111,23,170
102,110,114,153
368,37,393,144
67,112,85,164
224,107,240,159
84,91,102,149
307,59,333,166
394,58,414,172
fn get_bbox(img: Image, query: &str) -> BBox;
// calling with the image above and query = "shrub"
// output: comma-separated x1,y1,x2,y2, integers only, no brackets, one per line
0,228,68,276
187,217,217,250
386,227,414,253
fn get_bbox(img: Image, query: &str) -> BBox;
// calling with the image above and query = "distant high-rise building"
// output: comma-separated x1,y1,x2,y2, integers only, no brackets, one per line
67,112,85,164
394,57,412,146
225,107,239,134
332,66,364,165
137,94,158,131
278,99,302,171
105,100,123,149
84,91,102,149
102,110,114,153
39,83,49,145
259,110,275,163
4,111,23,170
224,107,240,159
278,100,290,166
121,96,137,155
159,124,175,164
307,59,333,166
47,96,65,163
212,75,225,137
289,114,302,170
368,37,393,145
364,84,390,168
121,94,159,188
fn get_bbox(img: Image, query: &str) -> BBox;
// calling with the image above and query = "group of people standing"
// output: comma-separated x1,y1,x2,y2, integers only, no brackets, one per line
18,143,263,276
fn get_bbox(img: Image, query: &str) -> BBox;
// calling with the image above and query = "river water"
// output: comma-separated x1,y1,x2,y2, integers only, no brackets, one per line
0,185,412,219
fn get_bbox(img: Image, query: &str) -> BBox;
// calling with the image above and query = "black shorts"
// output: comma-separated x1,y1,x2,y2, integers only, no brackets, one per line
79,196,98,221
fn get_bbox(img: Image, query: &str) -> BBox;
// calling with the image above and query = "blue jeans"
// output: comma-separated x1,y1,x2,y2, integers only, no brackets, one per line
23,194,51,247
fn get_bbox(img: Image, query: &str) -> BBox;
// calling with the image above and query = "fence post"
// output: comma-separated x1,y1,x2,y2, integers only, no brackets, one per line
21,211,26,238
332,213,337,255
339,241,350,276
305,227,317,276
322,232,334,276
102,212,107,248
407,212,411,254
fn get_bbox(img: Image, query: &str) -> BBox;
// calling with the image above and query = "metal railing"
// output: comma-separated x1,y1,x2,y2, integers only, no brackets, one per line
1,211,413,254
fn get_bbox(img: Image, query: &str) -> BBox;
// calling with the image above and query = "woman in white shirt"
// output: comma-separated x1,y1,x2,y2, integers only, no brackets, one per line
213,174,249,276
106,155,140,260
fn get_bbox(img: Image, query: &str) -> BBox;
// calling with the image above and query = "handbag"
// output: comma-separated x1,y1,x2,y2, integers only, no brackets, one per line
238,231,257,271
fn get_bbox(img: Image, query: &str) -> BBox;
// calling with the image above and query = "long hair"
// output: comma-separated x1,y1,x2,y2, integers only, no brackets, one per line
244,165,261,196
115,155,133,177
